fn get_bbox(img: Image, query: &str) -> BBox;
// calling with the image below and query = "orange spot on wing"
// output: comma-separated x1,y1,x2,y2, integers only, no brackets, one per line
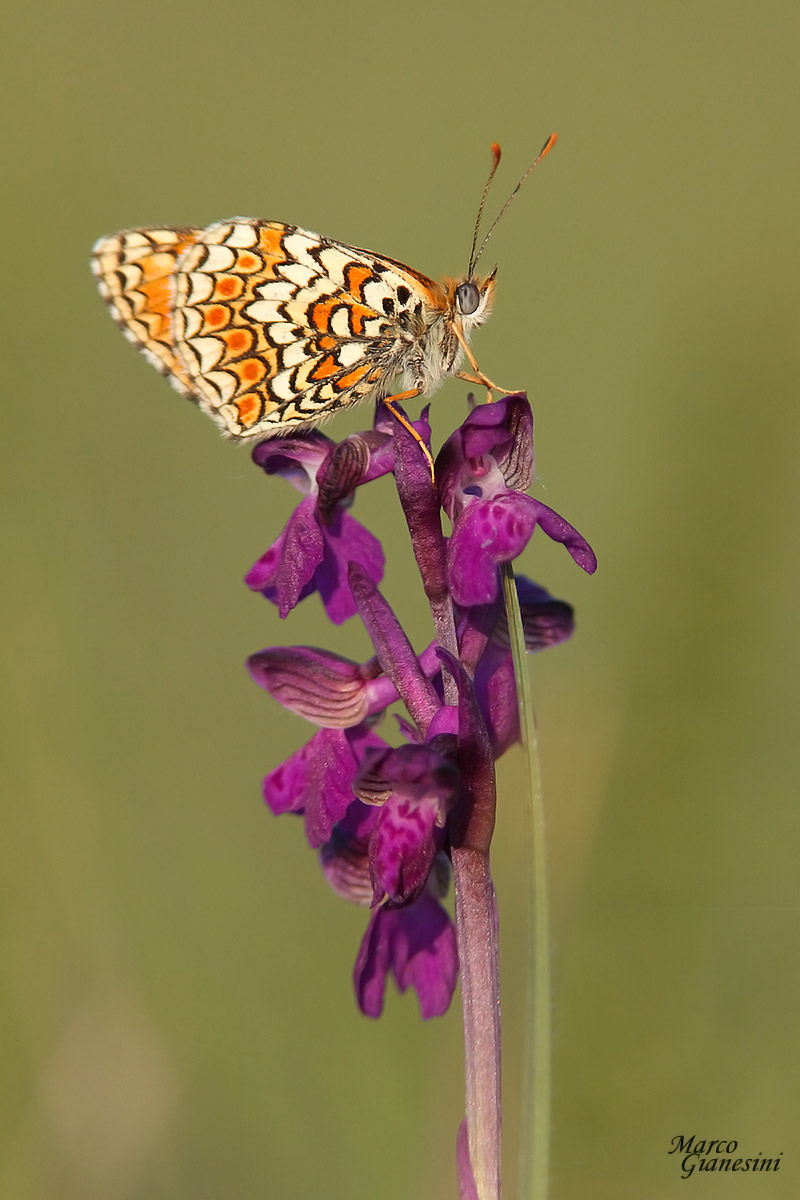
222,328,253,356
235,393,263,427
216,275,243,299
259,226,287,263
348,304,373,336
204,305,227,329
232,357,266,386
335,363,369,390
236,252,261,273
139,277,173,339
310,297,337,332
344,263,372,300
311,354,339,381
139,276,171,312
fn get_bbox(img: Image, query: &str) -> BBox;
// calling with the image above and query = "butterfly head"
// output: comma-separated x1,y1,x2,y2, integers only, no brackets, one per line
449,269,497,333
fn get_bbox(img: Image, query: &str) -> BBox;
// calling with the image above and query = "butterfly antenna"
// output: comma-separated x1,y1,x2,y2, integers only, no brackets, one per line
467,142,503,279
470,132,558,273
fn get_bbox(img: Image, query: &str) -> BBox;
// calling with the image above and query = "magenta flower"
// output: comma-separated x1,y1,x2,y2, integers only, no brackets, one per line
320,799,459,1019
245,394,596,1197
245,410,431,623
438,394,597,605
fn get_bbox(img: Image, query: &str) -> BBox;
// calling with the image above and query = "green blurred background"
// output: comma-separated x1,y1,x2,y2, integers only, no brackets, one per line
3,1,799,1197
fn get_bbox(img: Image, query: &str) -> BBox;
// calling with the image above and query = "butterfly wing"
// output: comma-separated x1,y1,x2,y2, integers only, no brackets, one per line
92,218,446,438
91,227,202,394
170,219,446,437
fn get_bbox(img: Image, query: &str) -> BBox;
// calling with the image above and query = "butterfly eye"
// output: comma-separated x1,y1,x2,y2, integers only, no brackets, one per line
455,281,480,316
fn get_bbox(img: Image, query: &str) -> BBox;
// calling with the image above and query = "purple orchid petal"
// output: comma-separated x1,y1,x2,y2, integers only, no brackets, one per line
474,643,519,757
261,744,308,817
355,743,459,809
245,497,323,617
251,432,332,492
315,435,370,521
247,646,370,727
246,501,384,625
360,404,433,483
463,394,533,492
492,576,575,652
354,743,458,906
264,726,388,848
314,510,385,625
527,497,598,574
369,798,441,907
373,401,432,454
319,801,378,905
437,649,497,853
449,493,597,606
437,394,533,519
353,892,458,1019
460,578,576,755
427,704,459,739
394,714,422,743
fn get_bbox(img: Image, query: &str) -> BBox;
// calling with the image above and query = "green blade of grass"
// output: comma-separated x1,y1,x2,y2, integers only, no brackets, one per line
501,562,550,1200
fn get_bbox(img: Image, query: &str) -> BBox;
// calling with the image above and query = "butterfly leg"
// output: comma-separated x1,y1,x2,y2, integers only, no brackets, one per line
381,389,435,482
452,323,514,401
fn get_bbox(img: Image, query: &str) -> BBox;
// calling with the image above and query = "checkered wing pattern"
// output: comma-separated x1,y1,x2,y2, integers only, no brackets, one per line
91,227,202,394
93,219,445,438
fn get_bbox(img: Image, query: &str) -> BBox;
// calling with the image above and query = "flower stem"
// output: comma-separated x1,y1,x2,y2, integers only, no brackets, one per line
451,845,503,1200
443,653,503,1200
500,563,551,1200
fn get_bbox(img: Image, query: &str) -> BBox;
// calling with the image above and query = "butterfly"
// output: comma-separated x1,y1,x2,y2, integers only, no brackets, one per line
91,135,556,450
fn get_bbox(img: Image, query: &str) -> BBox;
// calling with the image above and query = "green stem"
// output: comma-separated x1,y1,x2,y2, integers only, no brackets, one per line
500,563,550,1200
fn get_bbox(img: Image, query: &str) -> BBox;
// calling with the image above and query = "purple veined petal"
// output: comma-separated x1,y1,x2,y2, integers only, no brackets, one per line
436,393,533,518
353,892,458,1019
356,743,458,906
245,497,324,618
355,743,460,809
251,432,332,492
456,1120,480,1200
342,407,433,489
491,575,575,652
449,493,597,606
261,745,309,817
246,502,384,626
474,643,519,757
462,393,533,492
464,579,576,756
319,801,378,905
314,510,385,625
437,649,497,854
369,797,442,907
448,493,535,606
246,646,370,727
427,704,459,739
264,726,388,849
527,497,598,574
315,435,371,520
417,640,443,679
244,525,287,594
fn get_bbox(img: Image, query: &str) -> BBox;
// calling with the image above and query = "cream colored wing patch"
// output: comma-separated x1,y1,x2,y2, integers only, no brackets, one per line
171,220,444,438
